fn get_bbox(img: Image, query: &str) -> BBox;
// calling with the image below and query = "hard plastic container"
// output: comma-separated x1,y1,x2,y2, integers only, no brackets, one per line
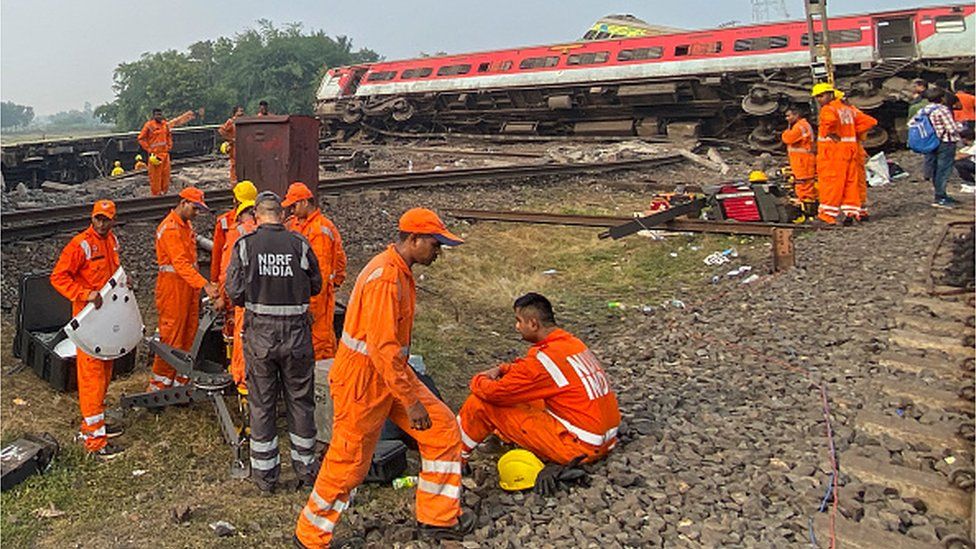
234,115,320,199
364,440,408,484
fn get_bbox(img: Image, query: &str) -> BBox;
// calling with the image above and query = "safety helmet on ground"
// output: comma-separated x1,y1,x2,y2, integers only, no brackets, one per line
748,170,768,183
135,154,143,161
811,82,835,97
498,449,545,491
149,154,162,166
220,141,231,155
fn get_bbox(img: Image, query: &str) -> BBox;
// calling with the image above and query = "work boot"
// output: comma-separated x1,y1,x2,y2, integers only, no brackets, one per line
293,534,364,549
418,512,476,542
105,422,124,439
90,441,126,461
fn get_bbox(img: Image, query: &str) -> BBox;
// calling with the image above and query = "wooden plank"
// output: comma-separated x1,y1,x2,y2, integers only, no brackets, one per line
894,314,969,338
878,351,965,380
855,410,966,453
814,513,932,549
888,329,973,359
903,297,974,321
877,378,968,412
842,454,972,520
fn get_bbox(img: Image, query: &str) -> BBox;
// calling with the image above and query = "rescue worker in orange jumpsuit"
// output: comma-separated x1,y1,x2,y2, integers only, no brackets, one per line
211,180,258,285
148,187,220,391
458,293,621,467
138,108,173,196
295,208,474,548
848,100,878,222
218,105,244,184
217,200,257,388
813,83,860,225
781,105,817,218
283,182,347,367
134,155,147,171
51,200,126,459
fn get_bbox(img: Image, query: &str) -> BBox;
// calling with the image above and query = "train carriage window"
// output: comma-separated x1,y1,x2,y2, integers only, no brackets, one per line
400,67,432,79
583,30,598,40
802,29,862,46
367,71,397,82
617,46,664,61
519,56,560,69
437,64,471,76
734,36,789,51
567,51,610,65
676,41,722,56
935,15,966,33
498,60,513,71
477,62,491,73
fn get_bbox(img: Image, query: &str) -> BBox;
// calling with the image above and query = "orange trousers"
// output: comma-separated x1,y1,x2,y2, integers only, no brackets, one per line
149,275,199,390
230,306,246,387
855,148,868,218
295,364,462,547
457,396,608,465
149,153,171,196
229,151,237,184
816,146,859,224
794,178,817,203
77,349,113,452
310,288,336,361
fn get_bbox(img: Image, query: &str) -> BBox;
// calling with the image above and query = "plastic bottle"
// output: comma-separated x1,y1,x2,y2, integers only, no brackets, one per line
392,476,418,490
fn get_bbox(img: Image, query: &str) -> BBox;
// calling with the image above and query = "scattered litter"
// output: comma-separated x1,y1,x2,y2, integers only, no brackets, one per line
711,275,721,284
172,504,192,524
724,248,739,257
690,245,701,251
895,408,905,417
607,301,624,310
961,184,975,194
887,161,908,180
392,476,419,490
668,299,686,309
432,165,444,171
12,398,27,406
740,274,760,285
669,252,679,258
33,504,65,519
726,266,753,278
704,252,729,266
542,269,558,275
945,456,956,465
866,152,892,187
640,305,656,315
132,469,147,477
210,520,237,537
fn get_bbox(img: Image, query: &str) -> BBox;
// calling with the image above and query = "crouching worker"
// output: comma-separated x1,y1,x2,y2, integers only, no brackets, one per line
458,293,621,467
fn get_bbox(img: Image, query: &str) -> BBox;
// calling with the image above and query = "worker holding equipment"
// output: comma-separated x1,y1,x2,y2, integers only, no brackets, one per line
812,83,860,225
110,161,124,177
137,108,173,196
457,293,621,467
218,105,244,183
283,182,347,366
211,180,258,285
781,105,817,218
226,192,322,493
148,187,220,391
50,200,126,459
219,200,257,388
295,208,472,547
134,155,147,170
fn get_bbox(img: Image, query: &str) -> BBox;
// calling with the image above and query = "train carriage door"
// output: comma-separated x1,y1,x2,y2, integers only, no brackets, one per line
875,17,917,59
340,66,369,96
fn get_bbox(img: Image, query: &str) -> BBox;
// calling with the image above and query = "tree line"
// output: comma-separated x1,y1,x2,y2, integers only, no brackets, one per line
2,101,35,128
95,21,379,131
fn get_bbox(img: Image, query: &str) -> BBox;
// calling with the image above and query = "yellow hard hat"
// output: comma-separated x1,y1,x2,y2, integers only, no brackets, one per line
135,154,143,161
748,170,768,183
113,161,121,167
811,82,835,97
834,90,846,100
219,141,231,155
236,200,255,216
233,180,258,202
498,449,545,491
149,154,162,166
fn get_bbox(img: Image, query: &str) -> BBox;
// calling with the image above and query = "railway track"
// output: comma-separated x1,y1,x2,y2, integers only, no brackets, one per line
1,155,684,241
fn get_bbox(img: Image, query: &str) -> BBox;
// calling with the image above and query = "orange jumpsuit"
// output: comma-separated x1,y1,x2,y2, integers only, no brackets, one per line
218,217,256,386
816,99,860,224
296,246,462,548
50,226,120,452
210,209,236,283
781,118,817,203
458,328,621,465
851,106,878,219
286,210,347,363
149,210,208,391
954,91,975,125
137,119,173,196
218,117,238,184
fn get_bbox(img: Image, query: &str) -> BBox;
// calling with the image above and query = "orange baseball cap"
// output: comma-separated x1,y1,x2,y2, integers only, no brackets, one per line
398,208,464,246
91,199,116,220
281,182,314,208
178,187,209,211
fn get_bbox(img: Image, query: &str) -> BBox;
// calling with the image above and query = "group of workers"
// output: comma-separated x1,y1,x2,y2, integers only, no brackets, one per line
51,176,622,546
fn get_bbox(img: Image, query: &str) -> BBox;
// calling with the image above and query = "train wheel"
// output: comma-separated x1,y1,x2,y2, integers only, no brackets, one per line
862,126,889,149
391,99,415,122
742,86,780,116
847,83,886,111
341,100,364,124
747,124,783,153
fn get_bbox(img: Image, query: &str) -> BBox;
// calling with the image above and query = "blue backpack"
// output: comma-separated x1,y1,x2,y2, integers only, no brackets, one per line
907,107,941,153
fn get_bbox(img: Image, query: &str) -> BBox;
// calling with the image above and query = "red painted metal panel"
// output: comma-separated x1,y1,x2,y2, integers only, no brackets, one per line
235,115,320,200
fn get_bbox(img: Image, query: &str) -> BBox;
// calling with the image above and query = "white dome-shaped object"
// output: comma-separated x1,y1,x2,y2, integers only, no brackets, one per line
64,267,144,360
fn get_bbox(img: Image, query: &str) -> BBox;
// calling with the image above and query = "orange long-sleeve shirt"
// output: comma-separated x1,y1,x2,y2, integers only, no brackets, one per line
470,328,621,446
138,119,172,155
210,209,236,282
954,91,975,123
218,117,236,144
155,210,207,290
51,226,120,313
781,118,815,180
286,210,346,286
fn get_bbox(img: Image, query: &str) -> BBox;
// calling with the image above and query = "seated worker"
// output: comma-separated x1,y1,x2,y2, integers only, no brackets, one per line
457,293,621,465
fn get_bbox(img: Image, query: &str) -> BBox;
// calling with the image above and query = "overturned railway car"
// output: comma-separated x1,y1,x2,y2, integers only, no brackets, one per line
316,4,975,149
1,125,220,188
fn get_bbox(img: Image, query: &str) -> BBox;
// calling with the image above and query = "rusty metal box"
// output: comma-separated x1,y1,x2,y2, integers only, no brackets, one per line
234,115,320,199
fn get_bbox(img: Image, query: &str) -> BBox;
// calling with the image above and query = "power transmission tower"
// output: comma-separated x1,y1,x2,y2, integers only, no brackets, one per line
751,0,789,22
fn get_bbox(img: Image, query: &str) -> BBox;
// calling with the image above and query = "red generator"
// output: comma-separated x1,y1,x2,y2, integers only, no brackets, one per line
713,185,762,221
707,183,793,223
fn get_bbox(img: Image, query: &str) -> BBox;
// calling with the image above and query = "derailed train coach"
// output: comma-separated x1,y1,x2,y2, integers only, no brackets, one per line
315,4,976,150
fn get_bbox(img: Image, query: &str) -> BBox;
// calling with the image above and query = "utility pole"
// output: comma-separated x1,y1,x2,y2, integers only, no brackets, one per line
803,0,835,84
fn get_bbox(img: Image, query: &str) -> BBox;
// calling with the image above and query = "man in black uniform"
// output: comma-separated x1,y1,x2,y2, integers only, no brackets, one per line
226,191,323,492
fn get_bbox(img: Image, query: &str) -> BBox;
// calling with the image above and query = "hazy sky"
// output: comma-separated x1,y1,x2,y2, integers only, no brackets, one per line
1,0,953,115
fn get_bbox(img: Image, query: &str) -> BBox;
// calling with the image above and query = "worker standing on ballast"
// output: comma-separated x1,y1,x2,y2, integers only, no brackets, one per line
211,181,258,289
50,200,126,459
218,105,244,184
781,105,817,219
226,192,322,493
148,187,220,391
847,99,878,222
812,83,859,225
134,154,147,170
137,108,174,196
295,208,473,548
219,201,257,389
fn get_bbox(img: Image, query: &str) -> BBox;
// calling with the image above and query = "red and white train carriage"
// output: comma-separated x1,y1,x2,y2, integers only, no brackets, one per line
316,4,975,148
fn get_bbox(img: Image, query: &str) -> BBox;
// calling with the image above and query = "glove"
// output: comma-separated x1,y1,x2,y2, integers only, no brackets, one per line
534,455,588,497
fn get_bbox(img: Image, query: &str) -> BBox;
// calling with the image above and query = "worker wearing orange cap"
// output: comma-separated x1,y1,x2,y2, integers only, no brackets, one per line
812,84,860,225
218,105,244,183
781,105,817,216
148,187,220,391
137,108,173,196
50,200,126,459
458,293,621,466
295,208,473,548
218,200,257,388
283,182,347,366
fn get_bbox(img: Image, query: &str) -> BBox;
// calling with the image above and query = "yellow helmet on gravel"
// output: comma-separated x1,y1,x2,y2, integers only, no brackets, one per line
498,449,545,491
748,170,768,183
